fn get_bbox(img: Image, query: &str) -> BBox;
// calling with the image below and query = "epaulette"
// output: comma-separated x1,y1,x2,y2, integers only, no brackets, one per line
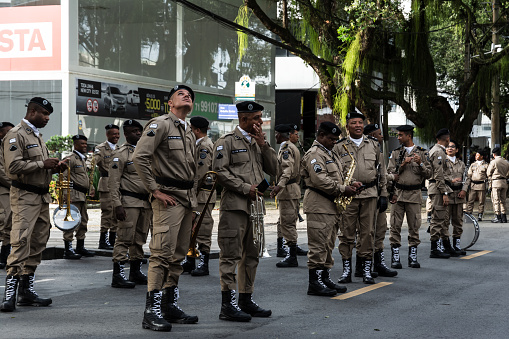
338,137,347,143
281,143,289,149
416,146,426,151
367,135,377,141
391,146,402,152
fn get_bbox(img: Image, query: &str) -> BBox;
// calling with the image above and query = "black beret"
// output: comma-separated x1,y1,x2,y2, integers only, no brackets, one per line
493,147,501,155
190,116,209,129
346,111,365,120
105,124,120,130
319,121,341,136
396,125,414,132
28,97,53,113
0,122,15,129
275,124,291,133
236,101,264,113
363,123,380,135
169,84,195,102
435,128,450,139
72,134,88,141
123,119,143,130
290,124,299,132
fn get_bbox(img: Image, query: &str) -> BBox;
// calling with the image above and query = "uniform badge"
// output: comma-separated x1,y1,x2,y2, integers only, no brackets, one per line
313,164,322,173
198,161,204,166
200,153,207,159
9,138,16,143
283,153,289,160
9,145,17,151
147,130,155,137
216,152,223,159
112,164,118,169
217,145,223,151
149,123,158,129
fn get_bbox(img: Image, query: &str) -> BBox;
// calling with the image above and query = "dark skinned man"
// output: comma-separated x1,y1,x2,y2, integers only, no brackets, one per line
0,122,15,269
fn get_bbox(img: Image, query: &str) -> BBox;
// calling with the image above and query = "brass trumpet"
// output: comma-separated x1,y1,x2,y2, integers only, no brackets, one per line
250,188,270,258
53,163,81,231
335,144,356,213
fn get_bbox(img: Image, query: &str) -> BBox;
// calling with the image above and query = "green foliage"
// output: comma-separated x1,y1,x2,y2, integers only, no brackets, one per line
234,4,251,63
46,135,73,159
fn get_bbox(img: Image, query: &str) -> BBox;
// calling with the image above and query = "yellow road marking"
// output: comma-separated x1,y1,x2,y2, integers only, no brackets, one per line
461,250,492,259
332,282,393,300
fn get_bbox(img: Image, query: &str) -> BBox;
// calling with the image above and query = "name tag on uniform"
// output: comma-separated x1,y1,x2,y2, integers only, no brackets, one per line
326,160,334,164
168,136,182,140
231,149,247,154
126,161,134,165
74,165,83,168
26,144,39,149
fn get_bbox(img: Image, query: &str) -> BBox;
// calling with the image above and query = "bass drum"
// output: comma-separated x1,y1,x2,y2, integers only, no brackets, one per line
462,212,480,250
53,204,82,231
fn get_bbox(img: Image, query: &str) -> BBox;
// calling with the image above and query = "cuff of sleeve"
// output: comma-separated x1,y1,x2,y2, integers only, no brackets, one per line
112,200,122,208
37,161,44,169
242,183,251,195
278,179,288,188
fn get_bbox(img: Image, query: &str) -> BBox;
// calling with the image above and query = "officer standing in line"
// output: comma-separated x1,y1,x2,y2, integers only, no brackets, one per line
134,85,198,332
1,97,66,312
109,120,150,288
94,124,120,250
301,122,358,296
61,135,95,260
271,124,302,268
212,101,277,322
0,122,15,269
186,116,216,277
487,147,509,223
387,125,431,268
334,112,387,285
465,152,488,221
428,128,453,259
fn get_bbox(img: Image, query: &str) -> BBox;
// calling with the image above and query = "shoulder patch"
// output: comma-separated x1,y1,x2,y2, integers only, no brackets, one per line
94,149,100,153
147,130,156,137
9,144,17,151
310,158,317,164
200,153,207,159
313,164,322,173
113,157,119,162
283,153,289,160
216,152,223,159
149,123,158,129
9,138,16,144
216,145,224,151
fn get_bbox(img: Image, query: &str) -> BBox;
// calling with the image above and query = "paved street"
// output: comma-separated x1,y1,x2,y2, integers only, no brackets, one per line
0,201,506,338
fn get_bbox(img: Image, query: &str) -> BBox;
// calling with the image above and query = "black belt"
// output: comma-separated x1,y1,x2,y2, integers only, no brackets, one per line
307,187,335,202
155,176,194,190
120,189,149,201
200,184,214,191
429,179,436,183
362,179,377,189
395,183,422,191
445,180,463,191
100,172,109,178
73,183,89,194
472,180,485,185
12,180,49,195
286,178,297,185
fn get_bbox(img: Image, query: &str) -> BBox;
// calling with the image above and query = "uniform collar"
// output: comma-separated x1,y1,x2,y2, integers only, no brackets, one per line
196,136,204,145
73,150,86,160
236,126,252,143
22,118,40,137
107,141,117,150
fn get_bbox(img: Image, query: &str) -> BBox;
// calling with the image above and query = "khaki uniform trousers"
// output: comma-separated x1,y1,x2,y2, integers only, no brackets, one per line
389,202,421,248
147,201,192,292
0,193,12,245
218,210,259,294
277,199,299,245
195,202,214,253
374,210,388,251
63,201,89,242
113,206,151,263
306,213,339,270
491,187,508,214
466,189,486,214
448,202,463,238
429,194,450,241
100,192,117,233
7,202,50,276
338,197,377,259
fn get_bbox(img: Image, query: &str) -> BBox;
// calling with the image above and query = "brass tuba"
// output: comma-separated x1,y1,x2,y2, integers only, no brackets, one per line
335,144,356,213
53,163,81,231
251,188,270,258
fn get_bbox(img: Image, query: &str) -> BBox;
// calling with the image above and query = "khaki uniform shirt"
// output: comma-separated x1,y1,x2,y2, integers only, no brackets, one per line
427,144,453,195
2,121,52,204
63,151,90,203
468,161,488,190
445,157,469,204
301,141,345,214
387,145,432,203
0,140,11,194
212,126,277,214
487,156,509,189
133,112,197,209
276,141,301,200
109,143,150,209
334,136,387,199
194,136,216,204
93,141,117,193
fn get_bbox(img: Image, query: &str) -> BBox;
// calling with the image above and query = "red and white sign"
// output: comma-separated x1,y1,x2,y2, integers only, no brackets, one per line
92,99,99,113
0,6,61,71
86,99,93,112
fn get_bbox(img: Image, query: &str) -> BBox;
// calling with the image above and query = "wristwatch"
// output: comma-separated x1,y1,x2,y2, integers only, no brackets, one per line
443,192,448,196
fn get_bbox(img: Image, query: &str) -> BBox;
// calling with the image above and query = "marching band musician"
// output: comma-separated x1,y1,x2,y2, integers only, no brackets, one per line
465,152,489,221
387,125,431,268
134,85,198,331
301,122,358,296
61,134,96,260
109,119,150,288
1,98,66,312
93,124,120,250
212,100,277,322
334,112,387,285
487,147,509,223
0,122,14,269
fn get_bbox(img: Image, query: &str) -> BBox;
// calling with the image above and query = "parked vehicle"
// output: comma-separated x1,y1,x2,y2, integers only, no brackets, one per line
104,86,126,113
127,89,140,105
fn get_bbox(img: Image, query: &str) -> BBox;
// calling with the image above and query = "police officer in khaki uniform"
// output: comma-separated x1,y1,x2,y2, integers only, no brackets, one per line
271,124,301,268
466,152,488,221
334,112,387,285
387,125,431,268
134,85,197,332
94,124,120,250
0,122,14,269
301,122,358,297
109,119,150,289
428,128,453,258
212,101,277,322
61,135,95,260
1,97,66,312
487,147,509,223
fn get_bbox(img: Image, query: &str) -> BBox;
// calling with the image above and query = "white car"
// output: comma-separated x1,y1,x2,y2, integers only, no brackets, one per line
127,90,140,105
104,86,126,114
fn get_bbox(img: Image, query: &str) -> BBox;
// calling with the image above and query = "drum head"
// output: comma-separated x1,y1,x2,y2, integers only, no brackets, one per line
53,205,81,231
462,213,480,250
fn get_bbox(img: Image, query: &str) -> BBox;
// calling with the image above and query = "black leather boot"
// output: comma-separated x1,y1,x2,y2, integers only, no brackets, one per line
0,244,11,269
181,256,195,274
161,286,198,324
374,250,398,277
307,269,337,296
295,244,308,256
112,262,136,288
238,293,272,317
478,213,483,221
442,237,460,257
276,244,298,268
109,231,117,247
76,239,95,257
362,259,376,284
191,252,209,276
276,237,287,257
338,259,352,284
354,255,363,277
408,246,421,268
452,238,467,255
142,290,172,331
391,246,402,269
321,268,347,293
219,290,252,322
492,214,502,223
502,214,507,223
98,231,113,250
17,273,52,307
430,240,450,258
0,275,19,312
64,241,82,260
129,260,148,285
